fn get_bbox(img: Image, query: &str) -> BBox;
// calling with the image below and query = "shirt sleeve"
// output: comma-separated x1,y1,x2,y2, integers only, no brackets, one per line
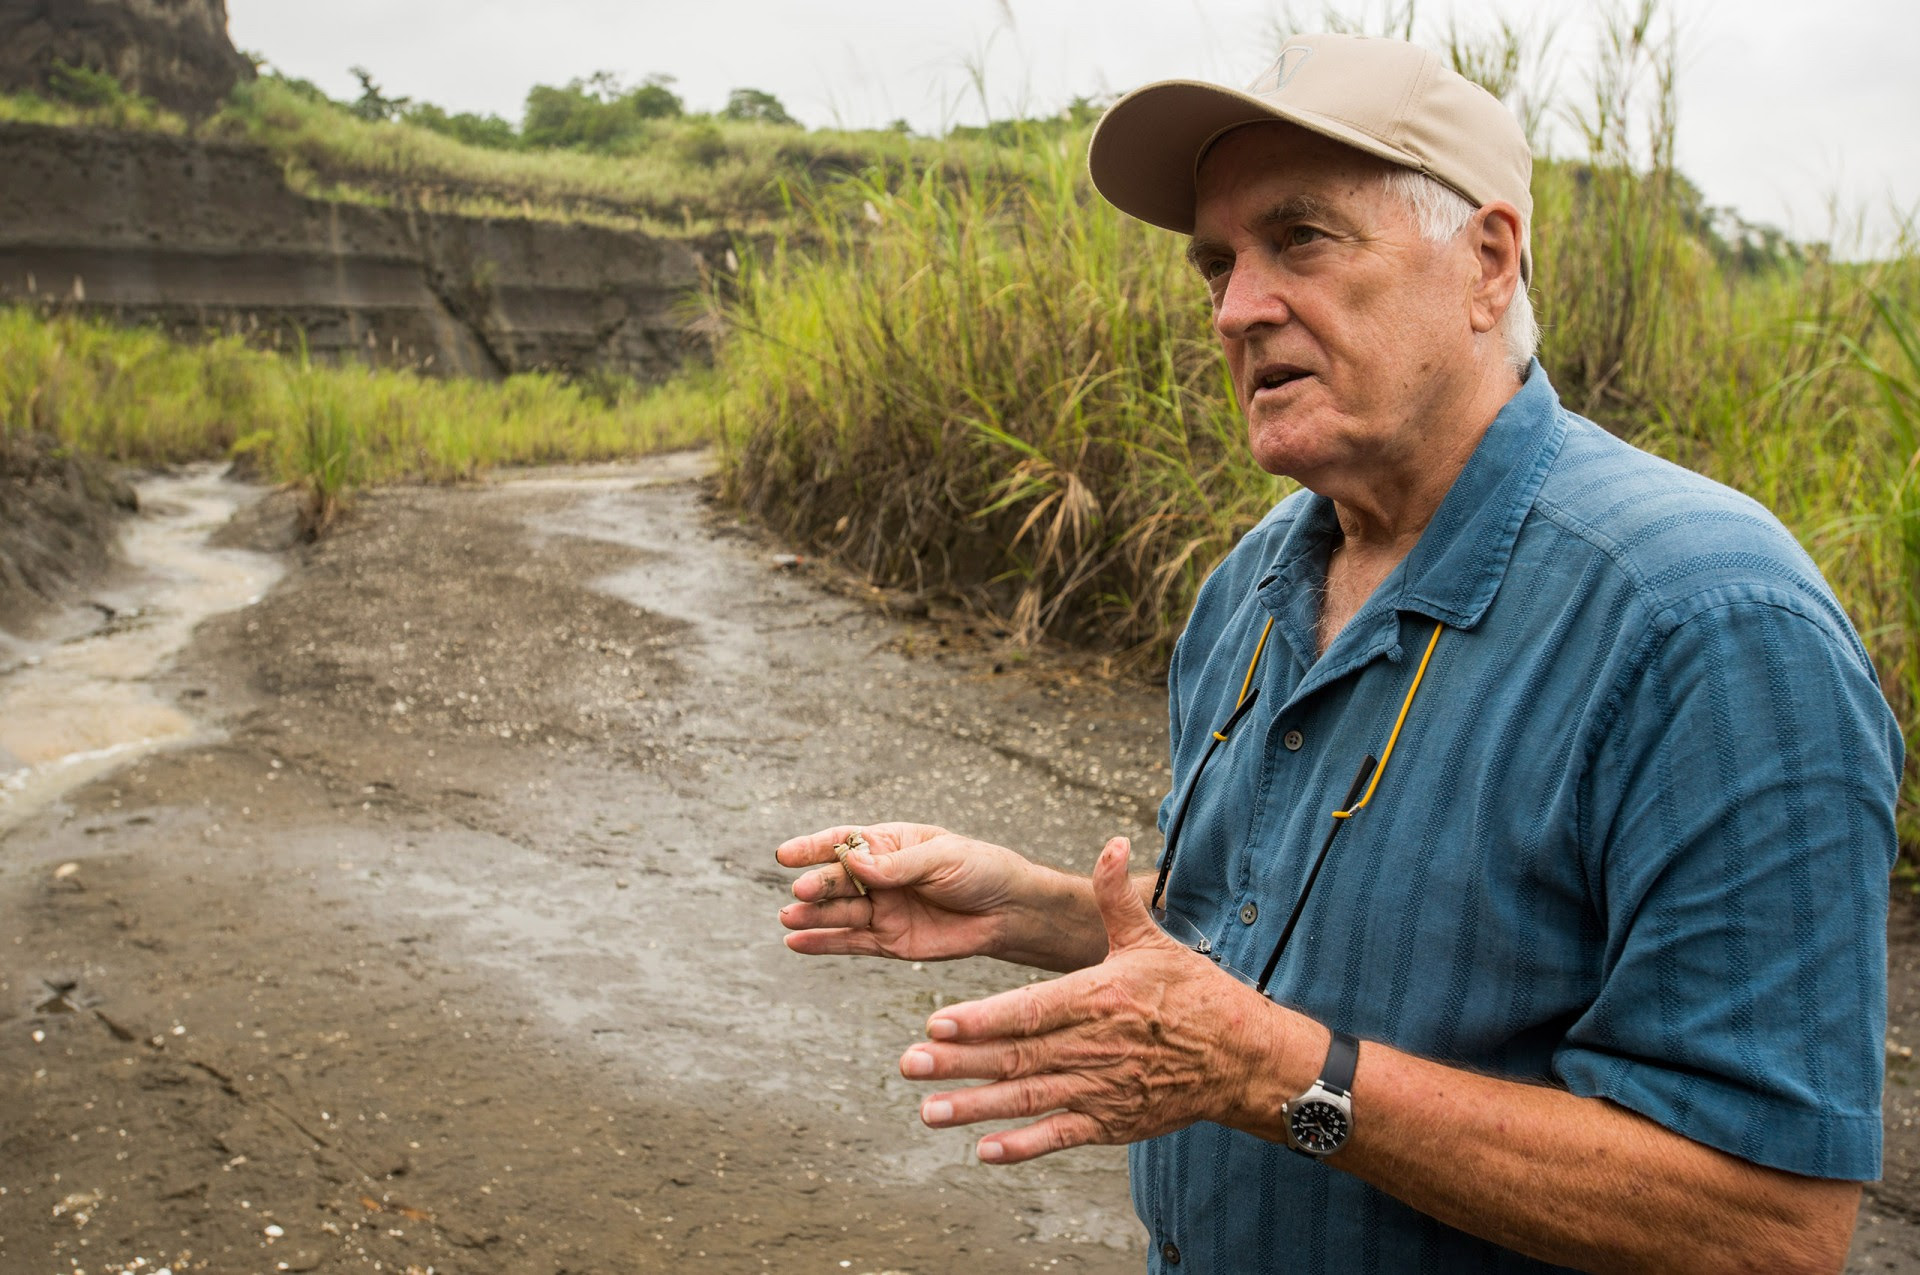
1554,595,1902,1180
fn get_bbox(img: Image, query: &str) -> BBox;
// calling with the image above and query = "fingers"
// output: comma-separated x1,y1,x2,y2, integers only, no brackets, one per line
918,1072,1075,1129
1092,835,1161,951
779,893,872,933
787,835,973,904
924,977,1081,1044
901,1032,1127,1082
915,1078,1105,1163
913,1075,1113,1167
978,1112,1105,1165
773,821,952,869
788,860,866,904
775,825,866,870
901,1038,1054,1082
782,926,887,958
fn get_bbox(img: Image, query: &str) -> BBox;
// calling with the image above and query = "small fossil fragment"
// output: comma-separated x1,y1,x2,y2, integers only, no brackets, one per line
831,832,870,896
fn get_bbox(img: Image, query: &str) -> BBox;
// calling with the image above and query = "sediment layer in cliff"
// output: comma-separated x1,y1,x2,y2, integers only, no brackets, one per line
0,122,711,381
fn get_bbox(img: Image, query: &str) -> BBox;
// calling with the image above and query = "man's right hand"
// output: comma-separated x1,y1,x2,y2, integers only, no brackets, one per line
776,823,1106,972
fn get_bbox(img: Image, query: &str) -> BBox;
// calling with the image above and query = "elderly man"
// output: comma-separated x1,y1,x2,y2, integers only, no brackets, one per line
777,32,1901,1273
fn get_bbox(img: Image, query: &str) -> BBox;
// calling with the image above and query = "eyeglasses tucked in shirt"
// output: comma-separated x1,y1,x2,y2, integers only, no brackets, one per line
1148,613,1445,995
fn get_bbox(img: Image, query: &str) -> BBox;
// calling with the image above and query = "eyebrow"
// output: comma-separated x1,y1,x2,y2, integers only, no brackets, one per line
1185,194,1345,271
1257,194,1341,229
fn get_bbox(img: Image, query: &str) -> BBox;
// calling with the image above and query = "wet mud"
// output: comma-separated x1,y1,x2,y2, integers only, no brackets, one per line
0,455,1162,1273
4,453,1920,1273
0,431,140,637
1,468,282,833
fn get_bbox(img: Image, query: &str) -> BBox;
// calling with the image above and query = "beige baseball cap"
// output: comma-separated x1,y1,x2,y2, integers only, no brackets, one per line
1088,32,1533,278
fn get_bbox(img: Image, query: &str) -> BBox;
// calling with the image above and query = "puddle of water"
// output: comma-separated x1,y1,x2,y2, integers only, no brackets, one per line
0,466,282,830
527,482,795,688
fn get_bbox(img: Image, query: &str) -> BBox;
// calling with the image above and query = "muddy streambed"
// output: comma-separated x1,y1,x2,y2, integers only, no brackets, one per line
0,455,1163,1274
0,468,282,833
4,456,1920,1274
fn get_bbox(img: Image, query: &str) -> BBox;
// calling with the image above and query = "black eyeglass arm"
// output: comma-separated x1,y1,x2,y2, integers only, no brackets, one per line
1255,752,1378,994
1150,687,1261,911
1339,753,1378,810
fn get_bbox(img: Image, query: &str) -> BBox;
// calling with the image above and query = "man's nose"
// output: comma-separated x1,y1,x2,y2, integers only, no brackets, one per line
1212,259,1289,341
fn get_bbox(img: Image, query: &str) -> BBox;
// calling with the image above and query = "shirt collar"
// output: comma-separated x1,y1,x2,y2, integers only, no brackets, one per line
1397,362,1565,629
1257,361,1566,636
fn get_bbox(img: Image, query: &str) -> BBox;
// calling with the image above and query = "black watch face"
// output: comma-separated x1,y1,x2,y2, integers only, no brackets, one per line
1290,1100,1350,1154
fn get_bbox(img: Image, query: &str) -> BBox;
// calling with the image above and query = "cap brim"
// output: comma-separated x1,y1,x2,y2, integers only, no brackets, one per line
1088,79,1430,235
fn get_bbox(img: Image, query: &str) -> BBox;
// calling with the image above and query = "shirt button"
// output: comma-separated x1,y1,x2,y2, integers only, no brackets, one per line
1283,729,1304,751
1239,902,1259,925
1161,1241,1182,1266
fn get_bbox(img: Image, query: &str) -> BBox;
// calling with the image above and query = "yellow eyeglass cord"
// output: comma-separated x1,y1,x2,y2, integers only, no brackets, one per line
1333,620,1444,819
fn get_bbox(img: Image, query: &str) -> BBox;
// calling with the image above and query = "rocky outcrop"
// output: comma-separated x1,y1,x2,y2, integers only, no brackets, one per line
0,0,254,118
0,123,709,381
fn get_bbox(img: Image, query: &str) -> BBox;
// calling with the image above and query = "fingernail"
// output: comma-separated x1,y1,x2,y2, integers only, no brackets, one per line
901,1048,934,1077
922,1099,953,1125
977,1140,1004,1162
928,1018,958,1040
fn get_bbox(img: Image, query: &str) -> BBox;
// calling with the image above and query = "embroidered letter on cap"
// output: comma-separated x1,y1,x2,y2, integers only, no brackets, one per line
1252,45,1313,95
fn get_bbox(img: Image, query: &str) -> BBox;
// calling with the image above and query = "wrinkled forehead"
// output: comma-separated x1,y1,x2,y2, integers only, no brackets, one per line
1197,120,1408,197
1192,121,1408,229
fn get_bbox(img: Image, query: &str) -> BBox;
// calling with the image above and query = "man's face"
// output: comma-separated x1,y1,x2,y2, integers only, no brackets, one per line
1189,122,1481,486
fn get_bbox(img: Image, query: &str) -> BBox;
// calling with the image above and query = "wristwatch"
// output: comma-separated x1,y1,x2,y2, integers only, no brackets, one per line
1284,1029,1358,1157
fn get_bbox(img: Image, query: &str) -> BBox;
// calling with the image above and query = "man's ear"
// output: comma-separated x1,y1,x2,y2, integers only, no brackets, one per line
1467,201,1525,335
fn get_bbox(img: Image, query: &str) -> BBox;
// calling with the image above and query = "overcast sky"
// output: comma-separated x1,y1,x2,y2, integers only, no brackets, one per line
227,0,1917,253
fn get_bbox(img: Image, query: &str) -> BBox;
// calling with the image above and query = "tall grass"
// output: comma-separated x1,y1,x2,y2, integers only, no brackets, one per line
0,308,710,530
715,148,1276,657
706,18,1920,843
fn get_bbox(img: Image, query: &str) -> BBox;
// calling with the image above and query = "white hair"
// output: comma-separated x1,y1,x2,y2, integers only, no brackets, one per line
1379,168,1539,377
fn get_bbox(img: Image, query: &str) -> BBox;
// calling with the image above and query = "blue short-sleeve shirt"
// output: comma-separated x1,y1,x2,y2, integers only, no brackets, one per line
1131,365,1902,1273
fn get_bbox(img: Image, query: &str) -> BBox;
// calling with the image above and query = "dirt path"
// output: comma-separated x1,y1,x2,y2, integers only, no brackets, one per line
4,454,1920,1274
0,456,1163,1274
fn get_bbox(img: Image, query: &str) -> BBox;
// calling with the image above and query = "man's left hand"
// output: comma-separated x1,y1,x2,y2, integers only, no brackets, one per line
900,836,1306,1164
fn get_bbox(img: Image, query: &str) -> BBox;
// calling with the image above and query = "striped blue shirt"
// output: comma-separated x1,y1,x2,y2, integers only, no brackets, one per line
1133,365,1902,1273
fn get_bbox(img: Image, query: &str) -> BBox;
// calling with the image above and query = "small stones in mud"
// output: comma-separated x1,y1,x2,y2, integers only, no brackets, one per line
831,832,870,896
51,1188,101,1226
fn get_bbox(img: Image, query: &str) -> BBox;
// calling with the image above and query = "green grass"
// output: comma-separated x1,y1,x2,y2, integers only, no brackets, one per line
0,308,710,532
210,77,923,233
0,74,1003,236
0,85,186,134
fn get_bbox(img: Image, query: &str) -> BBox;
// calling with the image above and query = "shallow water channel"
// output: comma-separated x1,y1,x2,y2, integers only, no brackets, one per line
0,465,280,831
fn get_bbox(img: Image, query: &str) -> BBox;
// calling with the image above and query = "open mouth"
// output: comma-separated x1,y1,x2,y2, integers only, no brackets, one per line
1252,367,1309,394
